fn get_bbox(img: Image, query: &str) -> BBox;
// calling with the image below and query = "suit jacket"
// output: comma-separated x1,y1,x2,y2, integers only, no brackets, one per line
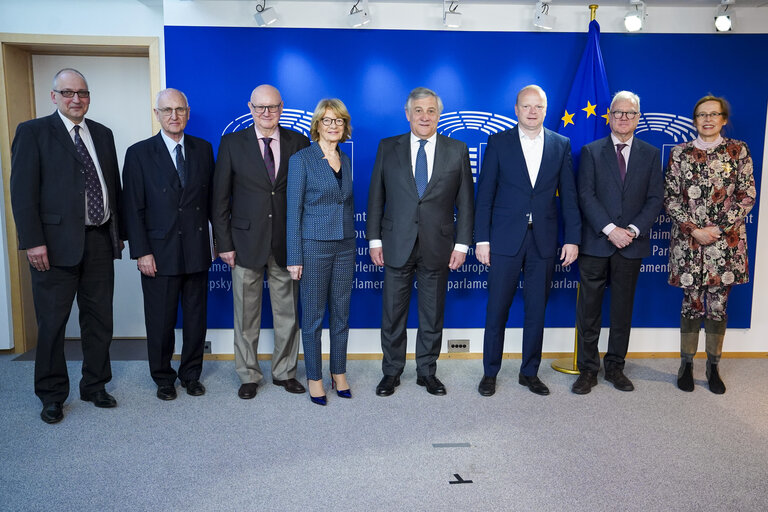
10,111,123,266
474,126,581,258
578,135,663,259
212,125,310,269
286,143,355,266
367,132,474,269
122,132,215,275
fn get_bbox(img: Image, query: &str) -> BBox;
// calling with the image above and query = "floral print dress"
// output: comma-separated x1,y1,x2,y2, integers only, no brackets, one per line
664,138,756,289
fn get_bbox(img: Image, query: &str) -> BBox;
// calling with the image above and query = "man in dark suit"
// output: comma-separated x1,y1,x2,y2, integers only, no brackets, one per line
212,84,310,399
475,84,581,397
122,88,215,400
571,90,663,394
367,87,474,397
10,68,123,423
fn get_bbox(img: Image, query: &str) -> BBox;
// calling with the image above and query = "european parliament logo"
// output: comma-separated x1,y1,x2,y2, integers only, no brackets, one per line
635,113,697,169
437,111,518,182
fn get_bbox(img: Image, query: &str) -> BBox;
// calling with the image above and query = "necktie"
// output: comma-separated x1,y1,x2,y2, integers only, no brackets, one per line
616,143,628,183
415,139,428,198
175,144,186,188
262,137,276,184
73,125,105,225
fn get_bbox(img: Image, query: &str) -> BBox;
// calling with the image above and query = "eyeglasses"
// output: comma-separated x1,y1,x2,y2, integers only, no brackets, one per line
250,103,282,114
611,110,639,119
156,107,188,117
54,89,90,99
321,117,345,126
695,112,724,119
519,105,545,112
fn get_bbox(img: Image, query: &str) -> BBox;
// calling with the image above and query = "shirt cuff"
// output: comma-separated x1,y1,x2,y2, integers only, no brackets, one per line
369,239,382,249
476,241,490,246
602,223,617,236
454,244,469,253
628,224,640,237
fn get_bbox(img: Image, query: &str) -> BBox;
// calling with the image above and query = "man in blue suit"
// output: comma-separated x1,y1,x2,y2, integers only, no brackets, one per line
571,91,663,394
475,85,581,396
122,88,215,400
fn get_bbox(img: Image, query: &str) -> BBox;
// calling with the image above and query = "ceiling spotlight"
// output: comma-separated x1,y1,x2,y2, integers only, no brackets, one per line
443,1,462,28
714,0,734,32
624,0,646,32
533,1,556,30
254,1,279,26
348,0,371,28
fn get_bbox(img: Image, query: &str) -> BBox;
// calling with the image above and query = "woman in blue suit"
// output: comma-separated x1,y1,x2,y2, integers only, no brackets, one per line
287,99,355,406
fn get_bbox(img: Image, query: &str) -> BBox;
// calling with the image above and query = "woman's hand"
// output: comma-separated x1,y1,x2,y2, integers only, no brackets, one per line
287,265,303,280
691,226,721,246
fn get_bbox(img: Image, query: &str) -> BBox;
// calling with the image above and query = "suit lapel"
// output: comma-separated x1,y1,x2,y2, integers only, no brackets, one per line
601,137,624,192
151,132,183,191
623,140,644,191
395,133,418,198
510,127,534,191
49,113,83,164
243,127,272,186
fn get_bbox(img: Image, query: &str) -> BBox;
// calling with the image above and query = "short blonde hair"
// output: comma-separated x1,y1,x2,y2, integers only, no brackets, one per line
309,98,352,142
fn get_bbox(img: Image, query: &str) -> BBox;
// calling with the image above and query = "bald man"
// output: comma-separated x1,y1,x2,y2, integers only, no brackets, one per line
212,85,310,399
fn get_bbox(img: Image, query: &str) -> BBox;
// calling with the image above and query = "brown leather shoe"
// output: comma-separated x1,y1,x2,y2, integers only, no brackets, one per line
272,378,306,394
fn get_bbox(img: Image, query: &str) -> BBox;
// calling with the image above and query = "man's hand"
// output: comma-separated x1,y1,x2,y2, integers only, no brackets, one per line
287,265,303,280
137,254,157,277
448,250,467,270
560,244,579,267
27,245,50,272
370,247,384,267
220,250,236,267
475,244,491,266
607,227,634,249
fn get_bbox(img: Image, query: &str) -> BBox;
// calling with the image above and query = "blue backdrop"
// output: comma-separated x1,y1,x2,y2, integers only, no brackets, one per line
165,26,765,329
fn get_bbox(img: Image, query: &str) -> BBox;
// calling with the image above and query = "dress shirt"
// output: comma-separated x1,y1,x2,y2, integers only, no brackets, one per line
160,130,185,167
58,110,109,225
370,131,467,254
254,125,281,177
602,133,639,238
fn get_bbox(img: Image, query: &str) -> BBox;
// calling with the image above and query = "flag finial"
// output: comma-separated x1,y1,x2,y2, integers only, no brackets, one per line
589,4,598,21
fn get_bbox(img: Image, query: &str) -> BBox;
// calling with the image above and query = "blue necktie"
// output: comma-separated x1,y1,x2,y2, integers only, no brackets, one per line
73,125,105,225
415,139,428,198
175,144,186,188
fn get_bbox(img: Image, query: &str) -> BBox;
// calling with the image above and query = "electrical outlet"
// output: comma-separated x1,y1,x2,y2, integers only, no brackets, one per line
204,341,212,354
447,339,469,353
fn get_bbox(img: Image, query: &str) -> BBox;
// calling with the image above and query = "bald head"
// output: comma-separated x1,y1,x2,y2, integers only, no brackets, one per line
248,84,283,136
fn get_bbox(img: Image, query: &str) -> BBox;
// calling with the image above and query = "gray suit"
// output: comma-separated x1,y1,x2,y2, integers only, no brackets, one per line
367,132,474,377
576,135,664,372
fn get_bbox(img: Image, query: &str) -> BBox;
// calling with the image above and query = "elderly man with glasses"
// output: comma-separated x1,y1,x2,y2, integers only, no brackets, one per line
212,84,310,400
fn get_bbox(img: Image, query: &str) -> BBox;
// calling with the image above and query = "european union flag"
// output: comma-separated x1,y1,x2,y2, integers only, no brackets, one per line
558,19,611,170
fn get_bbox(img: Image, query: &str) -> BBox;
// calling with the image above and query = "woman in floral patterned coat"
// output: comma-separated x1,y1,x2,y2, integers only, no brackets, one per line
664,95,756,395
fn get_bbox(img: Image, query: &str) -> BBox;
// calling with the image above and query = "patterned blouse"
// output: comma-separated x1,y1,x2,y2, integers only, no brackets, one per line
664,138,756,289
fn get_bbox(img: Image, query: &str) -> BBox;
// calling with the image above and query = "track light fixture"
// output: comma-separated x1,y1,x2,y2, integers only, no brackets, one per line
533,1,556,30
623,0,646,32
348,0,371,28
443,1,462,28
254,0,279,26
714,0,734,32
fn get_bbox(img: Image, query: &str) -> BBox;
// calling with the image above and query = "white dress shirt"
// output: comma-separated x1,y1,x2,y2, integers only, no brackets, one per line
602,133,639,238
160,130,185,167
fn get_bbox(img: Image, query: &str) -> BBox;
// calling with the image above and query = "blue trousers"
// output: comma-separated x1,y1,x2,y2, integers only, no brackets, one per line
299,238,355,381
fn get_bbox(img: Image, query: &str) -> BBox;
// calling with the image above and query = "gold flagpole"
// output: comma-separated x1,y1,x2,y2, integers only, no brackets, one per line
551,4,598,376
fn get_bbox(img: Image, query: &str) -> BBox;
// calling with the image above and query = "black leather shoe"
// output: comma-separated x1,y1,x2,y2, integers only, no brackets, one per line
273,378,306,394
707,364,726,395
518,373,550,395
604,369,634,392
375,375,400,397
677,362,694,392
156,384,177,401
40,402,63,424
478,375,496,397
416,375,447,395
181,380,205,396
238,383,258,399
80,389,117,408
572,370,598,395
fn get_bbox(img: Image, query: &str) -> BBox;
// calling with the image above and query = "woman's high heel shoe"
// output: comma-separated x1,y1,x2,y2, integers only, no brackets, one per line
308,380,327,406
331,375,352,399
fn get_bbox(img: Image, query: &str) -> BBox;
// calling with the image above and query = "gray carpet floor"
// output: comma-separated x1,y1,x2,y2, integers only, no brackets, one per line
2,353,768,511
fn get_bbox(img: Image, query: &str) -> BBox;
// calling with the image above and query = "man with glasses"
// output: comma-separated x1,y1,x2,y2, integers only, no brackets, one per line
571,90,663,394
212,84,310,399
475,84,581,397
122,88,215,400
10,68,124,423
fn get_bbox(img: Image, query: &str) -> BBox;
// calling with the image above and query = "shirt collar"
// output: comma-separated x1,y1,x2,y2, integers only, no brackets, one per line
255,124,281,142
519,128,544,143
611,133,634,148
410,132,437,145
57,109,82,133
160,130,185,152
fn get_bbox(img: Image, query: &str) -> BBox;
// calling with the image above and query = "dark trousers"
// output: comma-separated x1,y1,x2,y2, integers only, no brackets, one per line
381,239,449,377
576,252,642,373
30,225,114,404
299,238,355,381
141,270,207,386
483,229,554,377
